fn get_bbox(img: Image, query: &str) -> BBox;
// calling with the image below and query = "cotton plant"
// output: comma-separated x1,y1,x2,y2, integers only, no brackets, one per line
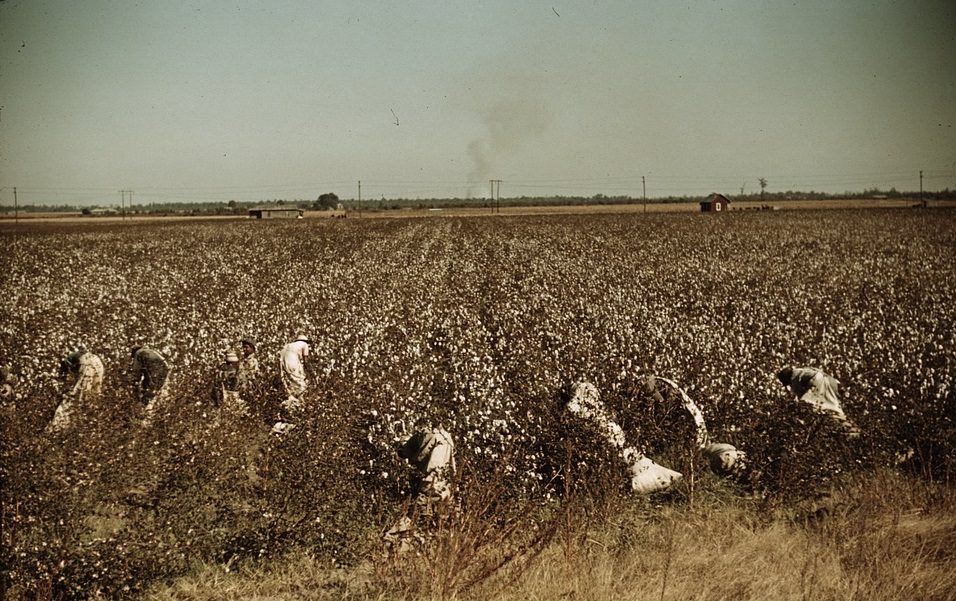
0,212,953,596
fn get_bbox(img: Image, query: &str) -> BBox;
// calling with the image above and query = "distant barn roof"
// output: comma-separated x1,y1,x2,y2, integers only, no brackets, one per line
701,193,732,205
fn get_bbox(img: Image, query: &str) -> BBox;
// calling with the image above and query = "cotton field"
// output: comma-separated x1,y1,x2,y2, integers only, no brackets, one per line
1,209,954,598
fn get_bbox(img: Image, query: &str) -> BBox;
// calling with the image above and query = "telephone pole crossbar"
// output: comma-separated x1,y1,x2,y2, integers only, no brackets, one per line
489,179,502,213
118,189,134,219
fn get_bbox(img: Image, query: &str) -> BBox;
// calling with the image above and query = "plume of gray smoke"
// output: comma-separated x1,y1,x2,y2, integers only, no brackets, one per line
467,96,551,197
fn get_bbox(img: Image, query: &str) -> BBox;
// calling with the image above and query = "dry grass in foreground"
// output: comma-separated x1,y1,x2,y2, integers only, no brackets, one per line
142,471,956,601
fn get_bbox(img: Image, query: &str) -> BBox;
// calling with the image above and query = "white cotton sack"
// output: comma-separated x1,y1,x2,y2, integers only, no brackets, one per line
629,454,682,494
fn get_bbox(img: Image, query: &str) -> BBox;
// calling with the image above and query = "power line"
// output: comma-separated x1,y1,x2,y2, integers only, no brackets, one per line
4,168,954,206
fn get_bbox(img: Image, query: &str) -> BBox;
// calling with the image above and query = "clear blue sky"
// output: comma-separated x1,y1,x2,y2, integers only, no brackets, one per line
1,1,954,206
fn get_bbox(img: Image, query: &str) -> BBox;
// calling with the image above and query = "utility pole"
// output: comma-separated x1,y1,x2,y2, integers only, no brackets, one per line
489,179,502,213
119,189,133,219
358,180,362,204
642,176,646,213
920,169,926,206
120,189,130,219
13,186,18,226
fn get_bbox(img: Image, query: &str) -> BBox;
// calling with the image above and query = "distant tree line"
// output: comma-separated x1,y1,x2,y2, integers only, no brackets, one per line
2,187,953,214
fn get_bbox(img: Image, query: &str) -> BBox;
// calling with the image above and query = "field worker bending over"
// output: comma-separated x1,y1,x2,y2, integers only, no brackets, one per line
237,339,260,391
271,335,311,434
777,366,859,437
643,376,709,448
399,427,456,505
384,427,456,552
50,349,105,431
215,351,244,414
567,382,682,494
644,376,749,481
130,346,169,419
279,335,311,410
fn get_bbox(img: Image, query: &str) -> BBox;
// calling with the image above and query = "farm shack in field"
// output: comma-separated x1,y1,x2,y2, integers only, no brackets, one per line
248,207,304,219
700,193,731,212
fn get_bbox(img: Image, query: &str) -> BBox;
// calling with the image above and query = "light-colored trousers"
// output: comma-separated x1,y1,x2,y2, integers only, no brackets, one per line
280,354,307,409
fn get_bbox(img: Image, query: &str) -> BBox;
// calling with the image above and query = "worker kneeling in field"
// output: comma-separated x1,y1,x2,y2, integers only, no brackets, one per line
567,382,682,494
777,366,860,437
129,346,170,421
384,426,456,553
50,349,105,432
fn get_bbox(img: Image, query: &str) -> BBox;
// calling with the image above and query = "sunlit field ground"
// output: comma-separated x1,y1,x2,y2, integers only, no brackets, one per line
1,208,954,600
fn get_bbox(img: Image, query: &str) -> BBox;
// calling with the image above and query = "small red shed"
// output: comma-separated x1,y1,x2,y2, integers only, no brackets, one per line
700,193,731,212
